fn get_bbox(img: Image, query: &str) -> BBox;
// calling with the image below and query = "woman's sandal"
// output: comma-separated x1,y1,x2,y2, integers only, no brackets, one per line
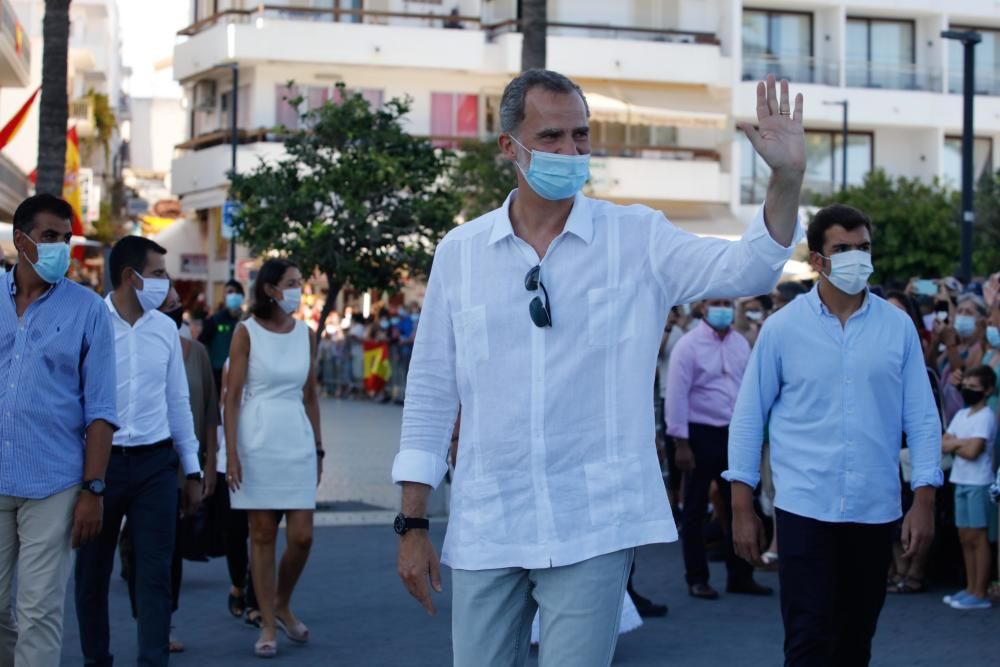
275,616,310,644
887,577,926,594
254,638,277,659
229,591,247,618
245,609,262,629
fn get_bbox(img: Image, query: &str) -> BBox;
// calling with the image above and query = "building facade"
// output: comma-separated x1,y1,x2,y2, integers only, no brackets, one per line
0,0,30,223
172,0,1000,300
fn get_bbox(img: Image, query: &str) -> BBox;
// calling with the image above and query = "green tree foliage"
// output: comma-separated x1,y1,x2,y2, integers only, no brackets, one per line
450,139,517,220
811,169,960,285
973,169,1000,276
80,88,118,165
228,83,460,335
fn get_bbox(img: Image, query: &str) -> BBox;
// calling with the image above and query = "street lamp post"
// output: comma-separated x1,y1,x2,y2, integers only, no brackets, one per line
214,62,239,281
941,29,981,283
823,100,848,192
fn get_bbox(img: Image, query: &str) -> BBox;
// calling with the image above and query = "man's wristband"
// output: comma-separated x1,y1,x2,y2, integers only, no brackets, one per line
186,472,203,481
316,449,325,459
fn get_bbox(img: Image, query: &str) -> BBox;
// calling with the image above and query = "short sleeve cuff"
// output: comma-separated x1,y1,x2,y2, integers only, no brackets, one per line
392,449,449,489
84,411,121,433
666,424,689,440
722,469,760,489
744,204,804,270
910,468,944,490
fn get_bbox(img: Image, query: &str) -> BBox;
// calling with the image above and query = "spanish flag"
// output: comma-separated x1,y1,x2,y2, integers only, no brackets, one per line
363,340,392,393
0,87,39,151
64,127,85,259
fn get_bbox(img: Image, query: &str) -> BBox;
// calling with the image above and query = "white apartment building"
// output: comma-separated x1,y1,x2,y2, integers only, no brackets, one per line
0,0,30,222
0,0,126,220
172,0,1000,300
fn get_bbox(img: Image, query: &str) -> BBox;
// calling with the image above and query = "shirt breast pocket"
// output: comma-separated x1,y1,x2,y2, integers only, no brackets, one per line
453,305,490,369
587,285,636,346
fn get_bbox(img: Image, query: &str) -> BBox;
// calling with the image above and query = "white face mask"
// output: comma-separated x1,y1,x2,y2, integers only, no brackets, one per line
277,287,301,314
136,275,170,312
820,250,873,296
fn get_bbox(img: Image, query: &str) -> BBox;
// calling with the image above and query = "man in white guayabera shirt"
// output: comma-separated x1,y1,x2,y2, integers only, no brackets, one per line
392,69,806,667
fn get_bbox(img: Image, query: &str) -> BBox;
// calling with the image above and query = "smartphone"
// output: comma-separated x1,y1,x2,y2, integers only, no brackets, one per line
915,279,937,296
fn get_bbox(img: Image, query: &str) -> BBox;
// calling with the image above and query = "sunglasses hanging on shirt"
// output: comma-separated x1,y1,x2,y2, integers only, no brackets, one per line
524,265,552,328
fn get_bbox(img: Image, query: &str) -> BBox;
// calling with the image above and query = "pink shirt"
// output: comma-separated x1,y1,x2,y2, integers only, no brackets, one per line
665,320,750,439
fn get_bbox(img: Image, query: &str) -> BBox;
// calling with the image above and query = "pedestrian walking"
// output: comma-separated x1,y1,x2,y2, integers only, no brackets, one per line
727,204,941,666
0,194,119,667
224,259,323,658
666,298,773,600
393,69,805,667
75,237,205,667
199,279,246,393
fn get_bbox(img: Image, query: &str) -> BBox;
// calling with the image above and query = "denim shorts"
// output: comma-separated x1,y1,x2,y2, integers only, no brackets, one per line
954,484,993,529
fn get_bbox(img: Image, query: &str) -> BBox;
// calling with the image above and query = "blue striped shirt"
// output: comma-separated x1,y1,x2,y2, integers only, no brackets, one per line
0,268,120,499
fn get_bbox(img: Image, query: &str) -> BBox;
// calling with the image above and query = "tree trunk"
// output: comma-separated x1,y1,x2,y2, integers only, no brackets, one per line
520,0,547,71
36,0,71,196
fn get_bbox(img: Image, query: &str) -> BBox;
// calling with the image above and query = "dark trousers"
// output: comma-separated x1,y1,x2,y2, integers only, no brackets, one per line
75,447,179,667
120,494,183,616
777,508,894,667
680,423,754,587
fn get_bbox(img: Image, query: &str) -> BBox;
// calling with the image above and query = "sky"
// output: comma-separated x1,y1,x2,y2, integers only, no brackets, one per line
118,0,189,99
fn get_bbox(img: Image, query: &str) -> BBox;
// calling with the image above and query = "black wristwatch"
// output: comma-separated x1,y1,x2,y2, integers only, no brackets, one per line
394,512,429,535
186,471,204,481
82,479,106,496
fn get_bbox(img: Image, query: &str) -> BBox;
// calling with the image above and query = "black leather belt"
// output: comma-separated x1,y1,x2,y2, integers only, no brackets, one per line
111,439,173,456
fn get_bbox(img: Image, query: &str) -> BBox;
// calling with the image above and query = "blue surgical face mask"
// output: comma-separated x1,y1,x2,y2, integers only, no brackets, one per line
225,293,244,310
390,317,400,326
986,325,1000,349
955,314,977,338
706,306,734,330
22,235,70,284
380,320,390,330
510,135,590,201
411,313,420,323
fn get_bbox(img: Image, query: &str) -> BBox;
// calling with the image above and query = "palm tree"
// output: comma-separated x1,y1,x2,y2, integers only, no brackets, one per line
520,0,547,71
36,0,71,196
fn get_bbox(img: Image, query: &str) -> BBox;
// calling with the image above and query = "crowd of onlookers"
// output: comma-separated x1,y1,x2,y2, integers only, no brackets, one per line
654,271,1000,607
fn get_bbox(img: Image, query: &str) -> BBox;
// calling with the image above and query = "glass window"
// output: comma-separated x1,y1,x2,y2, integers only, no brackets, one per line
431,93,479,148
846,18,917,90
942,137,994,188
741,10,813,83
948,28,1000,95
741,130,872,204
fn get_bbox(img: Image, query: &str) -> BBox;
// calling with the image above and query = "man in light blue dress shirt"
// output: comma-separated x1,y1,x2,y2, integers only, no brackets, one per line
726,204,942,667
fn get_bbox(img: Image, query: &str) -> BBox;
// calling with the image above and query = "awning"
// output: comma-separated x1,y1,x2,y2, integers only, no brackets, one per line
584,92,727,129
151,216,208,280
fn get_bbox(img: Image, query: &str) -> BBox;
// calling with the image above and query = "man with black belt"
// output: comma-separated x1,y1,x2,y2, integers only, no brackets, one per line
75,237,203,667
666,298,772,600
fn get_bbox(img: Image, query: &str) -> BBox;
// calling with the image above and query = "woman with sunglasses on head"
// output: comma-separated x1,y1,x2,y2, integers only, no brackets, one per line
224,258,323,658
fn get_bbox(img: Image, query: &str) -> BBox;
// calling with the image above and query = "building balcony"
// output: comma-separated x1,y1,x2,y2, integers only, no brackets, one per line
175,6,725,87
0,0,29,88
588,148,728,204
948,69,1000,97
0,151,29,219
844,61,941,93
742,56,839,87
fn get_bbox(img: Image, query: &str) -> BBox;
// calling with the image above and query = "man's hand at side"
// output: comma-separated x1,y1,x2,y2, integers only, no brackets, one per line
72,491,103,549
731,482,767,567
397,529,442,615
901,486,935,559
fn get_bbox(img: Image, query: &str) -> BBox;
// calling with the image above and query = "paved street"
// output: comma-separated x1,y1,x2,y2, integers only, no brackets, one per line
57,399,998,666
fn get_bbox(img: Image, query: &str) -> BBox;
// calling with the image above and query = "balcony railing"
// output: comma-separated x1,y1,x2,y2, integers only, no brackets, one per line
742,55,839,86
845,61,940,92
177,6,719,45
947,69,1000,97
1,0,29,72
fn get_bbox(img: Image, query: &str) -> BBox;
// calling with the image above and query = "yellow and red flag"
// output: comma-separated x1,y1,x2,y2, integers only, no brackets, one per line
0,87,39,151
363,340,392,393
64,127,85,259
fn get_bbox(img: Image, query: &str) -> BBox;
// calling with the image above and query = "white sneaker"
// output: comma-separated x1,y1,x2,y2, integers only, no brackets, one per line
950,595,992,610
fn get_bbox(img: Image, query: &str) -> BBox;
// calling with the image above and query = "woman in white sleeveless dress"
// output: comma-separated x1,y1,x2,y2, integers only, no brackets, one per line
224,259,323,658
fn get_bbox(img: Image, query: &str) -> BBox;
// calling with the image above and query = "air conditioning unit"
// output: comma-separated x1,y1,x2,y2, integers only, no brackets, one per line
193,80,217,111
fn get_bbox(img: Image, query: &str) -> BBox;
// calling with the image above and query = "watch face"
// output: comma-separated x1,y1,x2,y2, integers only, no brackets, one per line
87,480,105,494
394,513,406,535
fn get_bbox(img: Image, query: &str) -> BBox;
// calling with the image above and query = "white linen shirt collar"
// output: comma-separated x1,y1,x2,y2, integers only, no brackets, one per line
393,191,801,571
104,294,201,475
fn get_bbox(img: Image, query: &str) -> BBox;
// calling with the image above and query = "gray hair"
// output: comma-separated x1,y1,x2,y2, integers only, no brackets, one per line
499,69,590,135
958,293,987,316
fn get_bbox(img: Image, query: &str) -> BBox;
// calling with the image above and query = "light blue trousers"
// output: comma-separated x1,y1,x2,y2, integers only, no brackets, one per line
451,548,635,667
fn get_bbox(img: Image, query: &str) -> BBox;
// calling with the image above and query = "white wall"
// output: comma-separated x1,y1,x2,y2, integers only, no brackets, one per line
129,97,187,175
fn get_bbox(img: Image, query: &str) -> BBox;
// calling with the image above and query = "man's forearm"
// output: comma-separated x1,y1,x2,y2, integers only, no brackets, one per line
401,482,432,517
763,170,804,248
83,419,114,481
731,482,756,512
912,486,935,507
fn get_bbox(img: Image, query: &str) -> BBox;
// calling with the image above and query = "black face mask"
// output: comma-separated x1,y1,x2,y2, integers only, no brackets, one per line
164,307,184,330
961,388,986,407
